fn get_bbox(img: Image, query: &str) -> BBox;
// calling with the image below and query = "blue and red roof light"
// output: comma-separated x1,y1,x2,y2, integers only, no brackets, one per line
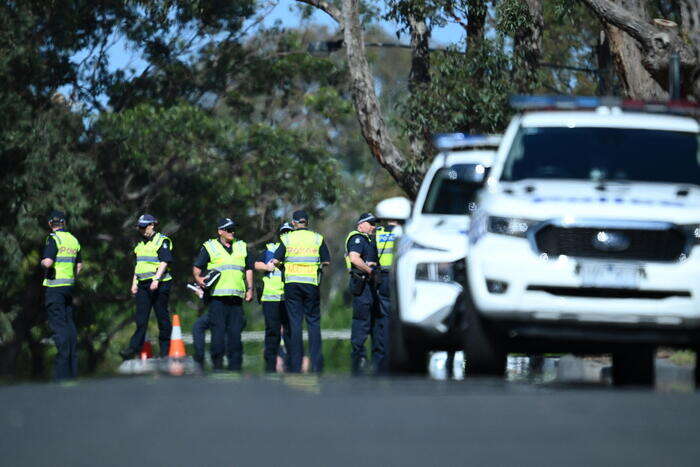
510,95,700,116
433,133,502,151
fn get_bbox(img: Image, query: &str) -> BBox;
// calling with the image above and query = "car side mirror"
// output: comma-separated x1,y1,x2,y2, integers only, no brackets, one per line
375,196,412,223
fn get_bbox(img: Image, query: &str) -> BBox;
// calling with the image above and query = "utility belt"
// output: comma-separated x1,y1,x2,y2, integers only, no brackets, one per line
348,268,381,296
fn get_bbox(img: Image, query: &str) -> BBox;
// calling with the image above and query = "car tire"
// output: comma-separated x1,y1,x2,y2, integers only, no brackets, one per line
694,346,700,390
461,270,506,377
612,345,655,386
388,303,429,375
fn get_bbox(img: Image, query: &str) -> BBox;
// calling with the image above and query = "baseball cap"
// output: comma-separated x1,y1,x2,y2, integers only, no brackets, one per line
137,214,158,227
279,222,293,233
217,217,236,230
48,210,66,223
357,212,378,225
292,210,308,222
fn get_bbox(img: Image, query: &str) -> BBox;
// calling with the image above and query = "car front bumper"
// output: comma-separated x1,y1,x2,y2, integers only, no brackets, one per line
468,234,700,329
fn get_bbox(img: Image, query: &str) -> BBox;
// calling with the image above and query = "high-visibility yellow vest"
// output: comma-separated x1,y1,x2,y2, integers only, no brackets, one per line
204,238,247,297
43,231,81,287
281,230,323,286
344,230,372,271
134,233,172,282
376,226,396,268
262,242,284,302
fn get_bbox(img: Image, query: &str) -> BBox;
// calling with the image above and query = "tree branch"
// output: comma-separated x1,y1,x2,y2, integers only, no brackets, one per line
579,0,659,48
296,0,344,28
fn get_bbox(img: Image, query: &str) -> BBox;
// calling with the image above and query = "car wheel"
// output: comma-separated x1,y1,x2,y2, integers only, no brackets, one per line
461,271,506,377
388,306,428,375
612,345,655,386
694,346,700,390
462,304,506,376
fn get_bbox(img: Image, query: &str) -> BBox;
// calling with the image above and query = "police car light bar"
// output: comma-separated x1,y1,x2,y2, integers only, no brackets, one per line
510,95,700,117
433,133,503,151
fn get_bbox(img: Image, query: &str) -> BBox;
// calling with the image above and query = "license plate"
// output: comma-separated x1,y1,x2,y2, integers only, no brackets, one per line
578,262,641,289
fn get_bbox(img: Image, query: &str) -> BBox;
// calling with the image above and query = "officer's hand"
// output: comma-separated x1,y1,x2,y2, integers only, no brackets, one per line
149,279,159,291
245,289,253,302
195,277,206,288
131,283,138,295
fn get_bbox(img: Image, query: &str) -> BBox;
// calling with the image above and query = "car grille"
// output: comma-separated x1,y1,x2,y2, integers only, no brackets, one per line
534,225,686,262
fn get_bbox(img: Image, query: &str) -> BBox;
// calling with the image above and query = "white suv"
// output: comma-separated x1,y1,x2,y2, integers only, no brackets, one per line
376,134,500,373
465,97,700,385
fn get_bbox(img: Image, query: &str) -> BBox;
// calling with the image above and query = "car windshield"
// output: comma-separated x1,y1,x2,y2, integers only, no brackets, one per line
422,164,486,215
501,127,700,185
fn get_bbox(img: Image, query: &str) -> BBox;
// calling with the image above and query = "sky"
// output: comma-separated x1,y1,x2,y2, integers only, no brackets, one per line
64,0,466,109
104,0,465,75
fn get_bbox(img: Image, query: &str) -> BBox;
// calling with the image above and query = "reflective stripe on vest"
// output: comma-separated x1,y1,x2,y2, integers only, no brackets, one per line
376,226,396,269
344,230,372,271
43,231,81,287
262,242,284,302
134,233,173,282
280,230,323,286
204,239,247,297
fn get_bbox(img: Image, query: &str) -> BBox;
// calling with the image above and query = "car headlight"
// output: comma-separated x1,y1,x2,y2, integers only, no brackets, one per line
487,216,538,238
680,224,700,245
415,262,458,283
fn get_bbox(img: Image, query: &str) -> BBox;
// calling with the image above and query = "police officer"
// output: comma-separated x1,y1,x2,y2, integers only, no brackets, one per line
374,219,398,373
41,210,82,380
255,222,293,372
193,217,254,371
272,210,330,373
345,212,385,375
120,214,174,360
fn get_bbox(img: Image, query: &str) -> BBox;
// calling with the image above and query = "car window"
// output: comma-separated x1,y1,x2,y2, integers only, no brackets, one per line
501,127,700,185
422,164,487,215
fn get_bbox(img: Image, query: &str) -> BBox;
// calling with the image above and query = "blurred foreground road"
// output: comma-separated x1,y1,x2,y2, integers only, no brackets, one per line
1,368,699,467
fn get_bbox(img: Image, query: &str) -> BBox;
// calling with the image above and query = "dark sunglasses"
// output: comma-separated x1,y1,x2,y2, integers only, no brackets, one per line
222,228,235,233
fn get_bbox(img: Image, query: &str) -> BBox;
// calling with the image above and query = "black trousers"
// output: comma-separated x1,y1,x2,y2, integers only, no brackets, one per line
45,287,78,380
376,271,392,374
284,283,323,373
262,300,290,372
128,280,172,357
207,296,246,371
193,311,214,366
350,278,386,374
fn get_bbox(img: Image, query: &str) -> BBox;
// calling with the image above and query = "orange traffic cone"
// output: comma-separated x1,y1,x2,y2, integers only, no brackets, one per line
168,314,187,358
140,338,153,361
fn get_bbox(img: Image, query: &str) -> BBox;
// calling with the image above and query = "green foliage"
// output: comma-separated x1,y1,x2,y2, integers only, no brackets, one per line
495,0,532,36
0,0,615,379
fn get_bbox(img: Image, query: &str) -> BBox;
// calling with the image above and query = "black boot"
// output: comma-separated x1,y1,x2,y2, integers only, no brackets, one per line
119,348,136,361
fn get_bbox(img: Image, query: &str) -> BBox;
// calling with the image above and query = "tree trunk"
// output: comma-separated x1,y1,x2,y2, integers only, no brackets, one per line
513,0,544,93
466,0,487,51
296,0,423,198
603,0,667,99
580,0,700,100
341,0,422,197
407,13,431,178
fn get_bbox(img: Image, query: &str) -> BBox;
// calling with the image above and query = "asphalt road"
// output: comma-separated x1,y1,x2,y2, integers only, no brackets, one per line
2,370,699,467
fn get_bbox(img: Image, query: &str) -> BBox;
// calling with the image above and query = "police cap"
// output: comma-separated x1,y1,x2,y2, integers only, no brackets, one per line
356,212,378,225
137,214,158,227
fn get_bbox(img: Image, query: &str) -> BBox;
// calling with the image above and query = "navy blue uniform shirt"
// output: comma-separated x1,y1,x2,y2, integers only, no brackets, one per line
347,233,378,264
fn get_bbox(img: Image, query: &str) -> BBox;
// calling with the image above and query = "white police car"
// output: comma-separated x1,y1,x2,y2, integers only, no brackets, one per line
376,134,501,373
465,96,700,385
